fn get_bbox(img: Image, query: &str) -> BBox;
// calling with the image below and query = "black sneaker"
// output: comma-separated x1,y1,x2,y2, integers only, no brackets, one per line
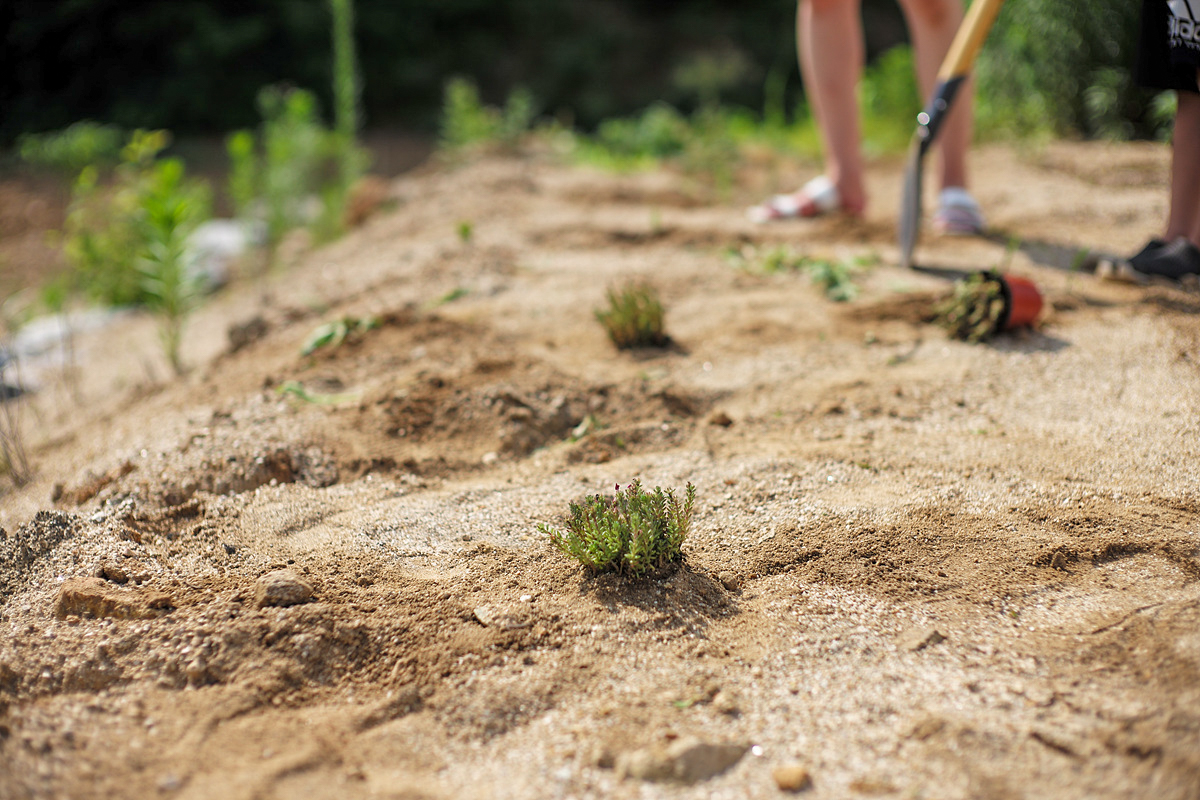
1127,238,1167,271
1131,238,1200,280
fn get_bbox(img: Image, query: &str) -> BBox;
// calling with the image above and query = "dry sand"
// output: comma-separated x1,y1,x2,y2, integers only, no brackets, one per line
1,141,1198,799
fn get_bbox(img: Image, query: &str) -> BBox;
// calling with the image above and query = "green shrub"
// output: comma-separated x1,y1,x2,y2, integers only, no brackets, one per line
595,282,668,349
62,129,210,309
583,104,691,166
260,86,329,248
540,480,696,576
439,77,537,152
226,83,366,256
328,0,365,190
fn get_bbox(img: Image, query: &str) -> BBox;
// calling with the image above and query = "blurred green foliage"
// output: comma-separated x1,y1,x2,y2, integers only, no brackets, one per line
1,0,814,142
440,77,537,152
3,0,1173,156
226,85,364,255
976,0,1172,140
17,121,124,174
58,130,211,308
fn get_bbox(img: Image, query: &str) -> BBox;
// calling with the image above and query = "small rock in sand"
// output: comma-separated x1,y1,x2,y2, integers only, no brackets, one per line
254,570,313,608
772,764,813,792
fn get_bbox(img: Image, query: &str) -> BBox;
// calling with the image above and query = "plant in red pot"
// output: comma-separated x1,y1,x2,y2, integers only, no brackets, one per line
935,270,1043,343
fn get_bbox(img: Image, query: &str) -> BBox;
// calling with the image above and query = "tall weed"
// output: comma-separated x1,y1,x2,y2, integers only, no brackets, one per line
61,129,176,307
227,83,368,256
137,158,211,374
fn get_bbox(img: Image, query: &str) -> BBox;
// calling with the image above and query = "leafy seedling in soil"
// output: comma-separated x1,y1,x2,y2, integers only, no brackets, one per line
539,480,696,577
934,271,1007,343
301,315,379,356
456,220,474,244
276,380,359,405
569,413,605,442
430,287,469,308
800,256,859,302
595,282,669,349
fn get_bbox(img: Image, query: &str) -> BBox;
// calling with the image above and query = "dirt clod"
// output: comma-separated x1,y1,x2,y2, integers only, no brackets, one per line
616,737,747,784
900,626,946,652
54,577,172,620
473,603,533,630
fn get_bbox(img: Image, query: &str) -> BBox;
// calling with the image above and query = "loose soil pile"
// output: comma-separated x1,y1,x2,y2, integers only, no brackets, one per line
1,141,1199,800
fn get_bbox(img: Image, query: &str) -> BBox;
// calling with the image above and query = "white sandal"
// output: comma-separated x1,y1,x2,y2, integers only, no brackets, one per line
747,176,841,223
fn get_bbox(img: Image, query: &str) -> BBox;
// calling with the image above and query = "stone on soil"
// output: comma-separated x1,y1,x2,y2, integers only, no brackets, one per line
773,764,813,792
254,570,314,608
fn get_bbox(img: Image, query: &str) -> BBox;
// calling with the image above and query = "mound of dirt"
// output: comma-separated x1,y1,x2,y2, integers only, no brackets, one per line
1,143,1199,799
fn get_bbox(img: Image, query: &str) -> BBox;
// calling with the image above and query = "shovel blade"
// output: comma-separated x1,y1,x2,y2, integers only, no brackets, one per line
898,135,925,270
897,75,965,270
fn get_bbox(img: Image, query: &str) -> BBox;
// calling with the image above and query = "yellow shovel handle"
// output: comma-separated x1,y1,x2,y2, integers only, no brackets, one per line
938,0,1006,81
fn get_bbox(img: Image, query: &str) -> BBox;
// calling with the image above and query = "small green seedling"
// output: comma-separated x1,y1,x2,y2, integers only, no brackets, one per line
430,287,469,308
596,282,668,349
801,256,859,302
934,272,1007,344
456,220,474,243
301,315,379,356
276,380,359,405
540,480,696,576
569,413,604,442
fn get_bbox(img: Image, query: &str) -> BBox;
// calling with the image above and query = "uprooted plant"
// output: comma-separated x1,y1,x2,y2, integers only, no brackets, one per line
595,282,668,349
540,480,696,577
934,271,1008,343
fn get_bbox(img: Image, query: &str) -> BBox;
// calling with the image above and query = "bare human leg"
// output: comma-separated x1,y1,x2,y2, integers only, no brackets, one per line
797,0,867,215
1167,87,1200,247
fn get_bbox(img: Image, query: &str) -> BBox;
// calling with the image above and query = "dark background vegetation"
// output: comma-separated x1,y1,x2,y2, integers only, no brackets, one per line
0,0,1165,147
2,0,921,144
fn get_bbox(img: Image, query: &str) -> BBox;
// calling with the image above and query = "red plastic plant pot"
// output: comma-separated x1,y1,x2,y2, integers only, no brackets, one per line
998,274,1043,331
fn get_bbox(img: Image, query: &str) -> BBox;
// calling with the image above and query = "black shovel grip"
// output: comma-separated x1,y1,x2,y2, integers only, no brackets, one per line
915,75,966,152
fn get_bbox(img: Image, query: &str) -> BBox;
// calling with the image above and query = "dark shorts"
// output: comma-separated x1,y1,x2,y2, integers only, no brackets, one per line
1137,0,1200,93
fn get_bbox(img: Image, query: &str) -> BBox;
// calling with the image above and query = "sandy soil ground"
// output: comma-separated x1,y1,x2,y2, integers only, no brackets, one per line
1,140,1199,800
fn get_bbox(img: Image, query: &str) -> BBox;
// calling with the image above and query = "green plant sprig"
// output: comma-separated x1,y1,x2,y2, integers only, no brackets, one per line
595,282,668,349
301,315,379,356
540,480,696,576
